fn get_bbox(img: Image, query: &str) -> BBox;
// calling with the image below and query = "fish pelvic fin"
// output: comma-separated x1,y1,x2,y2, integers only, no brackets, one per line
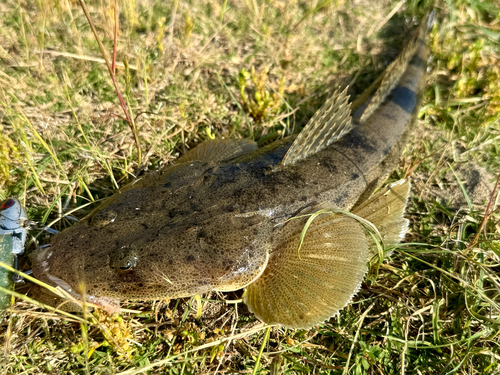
244,205,369,329
352,178,411,258
177,138,258,164
358,22,424,124
281,87,352,167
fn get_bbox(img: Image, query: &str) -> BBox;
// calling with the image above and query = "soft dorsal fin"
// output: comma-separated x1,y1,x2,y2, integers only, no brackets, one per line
281,87,352,166
245,204,369,329
177,138,258,164
352,179,411,257
358,25,423,123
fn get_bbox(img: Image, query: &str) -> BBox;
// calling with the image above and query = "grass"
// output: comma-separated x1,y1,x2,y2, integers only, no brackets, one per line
1,0,500,373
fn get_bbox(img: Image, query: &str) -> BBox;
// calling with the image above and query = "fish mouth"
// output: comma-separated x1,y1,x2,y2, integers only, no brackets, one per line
35,247,120,314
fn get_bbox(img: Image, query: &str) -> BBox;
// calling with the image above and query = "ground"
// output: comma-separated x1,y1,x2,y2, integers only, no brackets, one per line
1,0,500,374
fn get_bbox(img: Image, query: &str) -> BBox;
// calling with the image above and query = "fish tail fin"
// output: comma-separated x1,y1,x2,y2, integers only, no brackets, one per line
352,178,411,257
244,205,369,329
281,87,352,166
357,20,426,124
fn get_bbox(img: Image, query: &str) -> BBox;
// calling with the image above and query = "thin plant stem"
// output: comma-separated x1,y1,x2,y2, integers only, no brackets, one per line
77,0,142,165
112,0,118,75
252,326,271,375
468,172,500,251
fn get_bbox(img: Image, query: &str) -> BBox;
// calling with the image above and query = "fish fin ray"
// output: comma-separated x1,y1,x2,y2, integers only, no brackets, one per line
245,206,369,329
352,178,411,257
281,87,352,166
358,26,422,123
177,138,258,164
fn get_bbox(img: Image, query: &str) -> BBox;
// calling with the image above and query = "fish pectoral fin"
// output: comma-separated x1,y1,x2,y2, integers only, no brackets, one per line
352,178,411,257
281,87,352,166
244,206,369,329
177,138,258,164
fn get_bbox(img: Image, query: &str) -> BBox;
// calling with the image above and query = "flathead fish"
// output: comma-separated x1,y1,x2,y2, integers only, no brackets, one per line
32,22,428,329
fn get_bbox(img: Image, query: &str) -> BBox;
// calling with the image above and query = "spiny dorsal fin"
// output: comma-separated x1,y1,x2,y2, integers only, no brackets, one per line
281,87,352,166
352,179,411,257
358,26,422,123
245,204,369,329
177,138,257,164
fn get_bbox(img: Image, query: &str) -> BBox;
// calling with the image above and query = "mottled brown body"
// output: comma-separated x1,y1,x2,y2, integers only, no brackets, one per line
33,31,428,327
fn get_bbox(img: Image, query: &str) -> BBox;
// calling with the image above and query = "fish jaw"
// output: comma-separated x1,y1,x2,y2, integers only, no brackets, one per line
33,247,112,314
33,243,120,312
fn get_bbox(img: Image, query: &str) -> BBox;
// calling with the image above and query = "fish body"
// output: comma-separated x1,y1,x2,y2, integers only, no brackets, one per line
0,198,28,309
33,24,428,328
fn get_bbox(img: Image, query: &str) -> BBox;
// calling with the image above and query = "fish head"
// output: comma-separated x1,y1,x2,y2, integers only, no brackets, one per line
32,179,271,312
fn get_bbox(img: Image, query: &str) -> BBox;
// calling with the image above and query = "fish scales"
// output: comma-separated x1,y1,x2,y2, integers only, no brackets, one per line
32,22,428,328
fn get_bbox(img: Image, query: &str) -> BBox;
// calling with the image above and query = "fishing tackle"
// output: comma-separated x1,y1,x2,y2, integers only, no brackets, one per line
0,198,28,309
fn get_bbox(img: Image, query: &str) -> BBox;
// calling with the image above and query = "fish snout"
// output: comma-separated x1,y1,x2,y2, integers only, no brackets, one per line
33,245,81,299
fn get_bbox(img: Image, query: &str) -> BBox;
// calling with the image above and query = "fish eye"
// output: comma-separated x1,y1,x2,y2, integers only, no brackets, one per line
110,250,138,274
91,209,117,228
115,257,138,273
120,261,133,271
1,199,15,210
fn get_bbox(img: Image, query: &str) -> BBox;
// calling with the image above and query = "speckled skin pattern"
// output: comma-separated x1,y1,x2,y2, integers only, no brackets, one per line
32,43,428,307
